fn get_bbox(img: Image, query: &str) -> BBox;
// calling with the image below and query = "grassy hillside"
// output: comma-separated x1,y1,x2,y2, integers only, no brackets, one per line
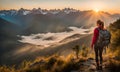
109,19,120,60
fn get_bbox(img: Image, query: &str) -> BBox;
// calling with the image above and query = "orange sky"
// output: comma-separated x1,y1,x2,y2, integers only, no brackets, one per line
0,0,120,14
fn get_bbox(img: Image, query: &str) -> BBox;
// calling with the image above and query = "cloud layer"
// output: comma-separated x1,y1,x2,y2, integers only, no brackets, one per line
18,26,94,47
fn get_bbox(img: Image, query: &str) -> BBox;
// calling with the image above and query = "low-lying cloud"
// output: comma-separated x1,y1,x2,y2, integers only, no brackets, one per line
18,26,94,47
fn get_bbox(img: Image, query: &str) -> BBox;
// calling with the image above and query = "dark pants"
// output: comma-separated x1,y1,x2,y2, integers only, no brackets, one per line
94,44,104,65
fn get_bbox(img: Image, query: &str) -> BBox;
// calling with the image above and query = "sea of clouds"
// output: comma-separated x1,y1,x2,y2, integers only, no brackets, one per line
18,26,94,47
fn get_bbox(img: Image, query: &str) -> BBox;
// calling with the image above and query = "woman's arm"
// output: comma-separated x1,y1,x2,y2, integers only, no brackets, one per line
91,28,99,48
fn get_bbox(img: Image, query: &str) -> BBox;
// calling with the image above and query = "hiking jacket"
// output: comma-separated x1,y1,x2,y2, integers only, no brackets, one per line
91,27,99,47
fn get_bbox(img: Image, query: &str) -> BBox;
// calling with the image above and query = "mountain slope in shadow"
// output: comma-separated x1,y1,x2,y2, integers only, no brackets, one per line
1,33,92,66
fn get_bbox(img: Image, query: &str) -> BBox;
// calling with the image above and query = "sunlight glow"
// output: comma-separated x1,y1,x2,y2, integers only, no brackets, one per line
94,8,99,13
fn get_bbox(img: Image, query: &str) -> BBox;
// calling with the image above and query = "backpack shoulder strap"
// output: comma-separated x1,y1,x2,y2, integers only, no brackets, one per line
96,27,101,32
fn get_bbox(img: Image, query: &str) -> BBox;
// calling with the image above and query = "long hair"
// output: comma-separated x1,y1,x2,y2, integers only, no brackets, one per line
97,20,104,29
100,21,104,29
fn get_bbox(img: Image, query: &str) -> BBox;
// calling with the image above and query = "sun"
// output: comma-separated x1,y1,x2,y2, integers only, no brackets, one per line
94,8,100,12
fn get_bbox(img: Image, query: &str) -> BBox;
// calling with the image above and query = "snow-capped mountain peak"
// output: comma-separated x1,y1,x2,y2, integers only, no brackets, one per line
0,8,79,16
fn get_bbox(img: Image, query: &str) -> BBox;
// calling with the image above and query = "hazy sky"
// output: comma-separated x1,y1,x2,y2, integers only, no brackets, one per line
0,0,120,14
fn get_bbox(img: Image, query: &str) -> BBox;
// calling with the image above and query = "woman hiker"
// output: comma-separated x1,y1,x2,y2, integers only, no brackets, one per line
91,20,105,70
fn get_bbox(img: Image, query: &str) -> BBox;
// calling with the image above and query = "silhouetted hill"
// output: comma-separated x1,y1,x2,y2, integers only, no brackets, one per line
0,18,22,65
0,18,19,35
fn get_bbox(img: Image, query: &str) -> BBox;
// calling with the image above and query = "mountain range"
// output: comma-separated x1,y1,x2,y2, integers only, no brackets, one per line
0,8,120,35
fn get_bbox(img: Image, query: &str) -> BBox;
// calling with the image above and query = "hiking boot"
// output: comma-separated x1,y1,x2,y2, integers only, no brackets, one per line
99,64,103,70
96,66,100,70
96,62,100,70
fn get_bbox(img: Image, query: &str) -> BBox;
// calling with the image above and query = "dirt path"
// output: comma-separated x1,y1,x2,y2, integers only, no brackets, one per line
71,56,113,72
